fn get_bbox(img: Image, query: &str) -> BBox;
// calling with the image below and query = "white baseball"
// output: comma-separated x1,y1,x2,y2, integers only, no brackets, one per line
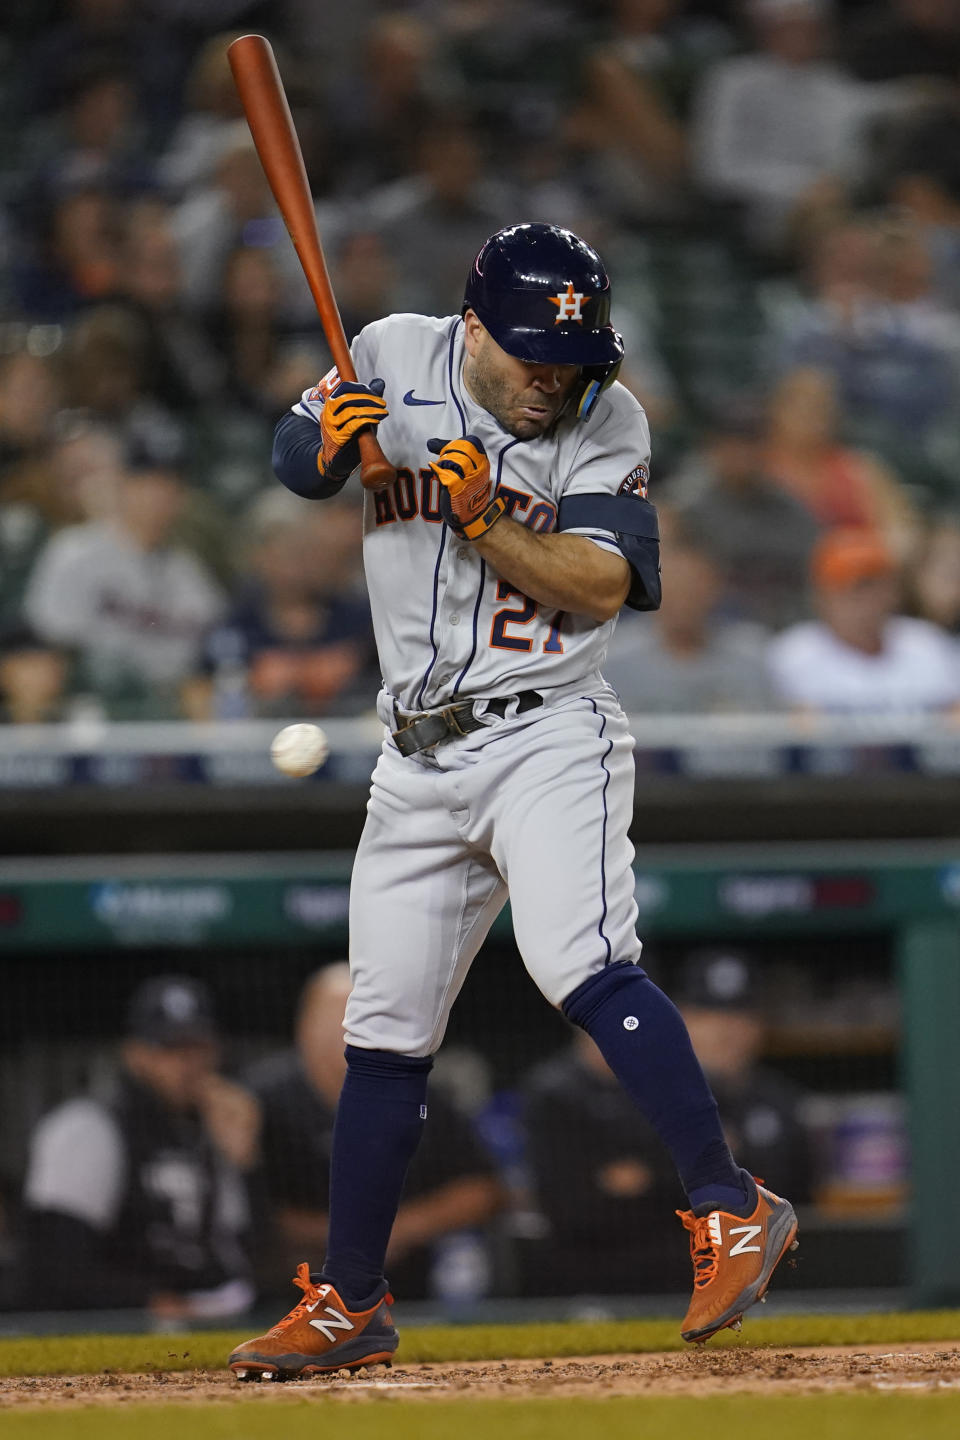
270,723,330,777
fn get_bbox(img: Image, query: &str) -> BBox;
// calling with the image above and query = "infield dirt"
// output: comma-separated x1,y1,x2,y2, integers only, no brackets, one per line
2,1341,959,1409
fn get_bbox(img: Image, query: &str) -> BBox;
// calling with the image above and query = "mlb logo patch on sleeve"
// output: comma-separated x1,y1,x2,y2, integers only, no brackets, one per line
619,463,649,498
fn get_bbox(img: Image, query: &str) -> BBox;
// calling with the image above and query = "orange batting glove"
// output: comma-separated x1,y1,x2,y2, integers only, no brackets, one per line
427,434,505,540
319,375,389,482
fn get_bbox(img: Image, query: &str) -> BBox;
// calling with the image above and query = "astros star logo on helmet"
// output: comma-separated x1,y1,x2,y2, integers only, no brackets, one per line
549,283,590,324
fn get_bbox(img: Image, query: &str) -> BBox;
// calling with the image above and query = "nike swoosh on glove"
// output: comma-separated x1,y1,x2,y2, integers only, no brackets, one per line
427,434,505,540
320,378,389,481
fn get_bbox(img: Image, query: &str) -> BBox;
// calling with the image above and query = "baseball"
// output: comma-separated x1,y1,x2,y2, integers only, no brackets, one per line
270,723,330,778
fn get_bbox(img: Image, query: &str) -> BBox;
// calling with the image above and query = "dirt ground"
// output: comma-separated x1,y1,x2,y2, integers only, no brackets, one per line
2,1343,960,1409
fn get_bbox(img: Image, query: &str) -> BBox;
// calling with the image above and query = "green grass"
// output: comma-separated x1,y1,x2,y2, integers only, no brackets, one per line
3,1396,960,1440
0,1309,959,1378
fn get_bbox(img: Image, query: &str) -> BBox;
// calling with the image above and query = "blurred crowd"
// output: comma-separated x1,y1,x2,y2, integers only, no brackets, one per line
1,0,960,723
0,955,818,1317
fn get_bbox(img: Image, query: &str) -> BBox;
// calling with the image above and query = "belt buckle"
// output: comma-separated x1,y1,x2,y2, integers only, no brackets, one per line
440,703,472,737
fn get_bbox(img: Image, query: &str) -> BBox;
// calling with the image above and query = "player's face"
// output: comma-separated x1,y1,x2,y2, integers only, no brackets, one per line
462,314,580,440
123,1039,219,1109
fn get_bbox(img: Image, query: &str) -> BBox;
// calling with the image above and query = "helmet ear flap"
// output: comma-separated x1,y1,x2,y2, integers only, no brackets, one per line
574,353,623,421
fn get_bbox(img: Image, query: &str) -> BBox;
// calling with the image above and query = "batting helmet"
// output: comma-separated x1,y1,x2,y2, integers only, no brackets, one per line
462,223,624,420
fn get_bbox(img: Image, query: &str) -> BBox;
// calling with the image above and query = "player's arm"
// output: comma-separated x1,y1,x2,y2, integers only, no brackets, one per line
428,435,657,623
273,370,388,500
474,519,630,623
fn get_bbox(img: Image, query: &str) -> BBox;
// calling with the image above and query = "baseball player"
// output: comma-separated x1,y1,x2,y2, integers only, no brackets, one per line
229,224,797,1380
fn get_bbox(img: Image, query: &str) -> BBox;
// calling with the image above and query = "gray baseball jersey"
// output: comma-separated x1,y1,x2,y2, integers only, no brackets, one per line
291,311,653,1052
294,312,651,713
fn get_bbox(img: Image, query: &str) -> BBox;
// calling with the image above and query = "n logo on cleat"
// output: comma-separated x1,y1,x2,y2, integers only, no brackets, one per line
309,1306,355,1342
728,1224,762,1256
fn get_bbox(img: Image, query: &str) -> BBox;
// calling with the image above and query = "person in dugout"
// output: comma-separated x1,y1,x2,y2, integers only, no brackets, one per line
12,975,256,1320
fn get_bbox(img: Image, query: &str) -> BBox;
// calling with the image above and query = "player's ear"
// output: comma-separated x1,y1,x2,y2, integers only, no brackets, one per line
462,309,485,356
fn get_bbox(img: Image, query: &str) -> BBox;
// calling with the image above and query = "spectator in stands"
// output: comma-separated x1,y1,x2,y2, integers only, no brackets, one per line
363,118,514,317
692,0,887,248
603,515,778,712
906,515,960,634
674,951,814,1205
764,210,875,339
195,242,326,520
172,135,302,318
767,527,960,712
0,624,69,725
764,367,919,556
665,400,820,628
1,415,129,637
569,0,734,224
60,305,188,469
157,31,248,198
246,964,504,1302
207,246,316,420
46,414,127,527
110,200,224,413
781,220,960,448
13,187,124,321
18,54,154,216
13,975,256,1317
191,489,373,720
24,455,224,719
870,212,960,365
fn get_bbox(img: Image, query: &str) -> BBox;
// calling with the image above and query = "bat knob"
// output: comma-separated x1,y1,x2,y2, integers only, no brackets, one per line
357,431,396,491
359,456,397,491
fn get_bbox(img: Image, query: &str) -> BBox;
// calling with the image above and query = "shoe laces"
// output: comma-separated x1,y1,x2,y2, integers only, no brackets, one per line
677,1209,719,1289
268,1262,323,1336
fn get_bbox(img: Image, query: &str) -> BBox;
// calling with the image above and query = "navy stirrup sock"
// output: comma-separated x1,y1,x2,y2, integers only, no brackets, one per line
563,962,750,1213
323,1046,432,1307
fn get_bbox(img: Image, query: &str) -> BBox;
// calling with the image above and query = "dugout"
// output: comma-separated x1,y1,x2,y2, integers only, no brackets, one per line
0,715,959,1315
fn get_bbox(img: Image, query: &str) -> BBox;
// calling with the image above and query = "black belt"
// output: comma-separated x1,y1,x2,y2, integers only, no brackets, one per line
391,690,542,757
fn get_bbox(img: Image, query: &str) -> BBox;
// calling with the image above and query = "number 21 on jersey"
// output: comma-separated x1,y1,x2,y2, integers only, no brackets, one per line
490,582,564,653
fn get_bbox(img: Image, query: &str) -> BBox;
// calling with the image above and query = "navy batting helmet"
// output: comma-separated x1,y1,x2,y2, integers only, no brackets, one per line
462,223,624,420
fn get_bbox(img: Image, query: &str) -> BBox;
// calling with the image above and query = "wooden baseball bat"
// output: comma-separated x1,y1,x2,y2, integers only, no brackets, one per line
227,34,395,491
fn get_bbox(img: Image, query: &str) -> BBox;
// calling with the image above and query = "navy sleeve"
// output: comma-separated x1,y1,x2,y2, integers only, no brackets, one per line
557,492,662,612
272,412,349,500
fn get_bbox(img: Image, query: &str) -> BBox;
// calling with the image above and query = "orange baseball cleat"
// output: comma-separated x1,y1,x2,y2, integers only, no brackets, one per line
676,1182,798,1343
229,1263,398,1381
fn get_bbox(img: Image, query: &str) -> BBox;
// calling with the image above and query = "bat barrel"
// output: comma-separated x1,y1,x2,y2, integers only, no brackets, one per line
227,35,396,490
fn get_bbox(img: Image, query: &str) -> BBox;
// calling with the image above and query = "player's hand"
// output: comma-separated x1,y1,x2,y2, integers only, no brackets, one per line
197,1073,261,1171
427,434,505,541
320,377,388,481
